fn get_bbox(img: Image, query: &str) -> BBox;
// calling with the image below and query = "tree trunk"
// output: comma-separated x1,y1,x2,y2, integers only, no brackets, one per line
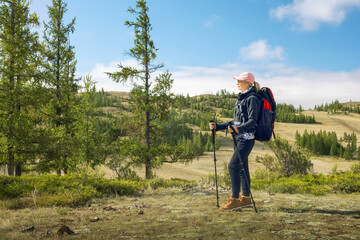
15,163,22,176
7,145,14,176
145,83,152,178
145,109,152,179
7,4,15,176
144,20,152,179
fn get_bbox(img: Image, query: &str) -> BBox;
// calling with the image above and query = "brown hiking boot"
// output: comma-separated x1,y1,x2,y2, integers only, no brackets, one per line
220,197,242,211
239,196,252,207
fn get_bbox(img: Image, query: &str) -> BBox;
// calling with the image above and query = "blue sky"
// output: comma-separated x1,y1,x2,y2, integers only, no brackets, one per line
31,0,360,109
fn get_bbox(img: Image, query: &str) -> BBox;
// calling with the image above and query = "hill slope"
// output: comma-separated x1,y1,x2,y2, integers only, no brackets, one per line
98,93,360,179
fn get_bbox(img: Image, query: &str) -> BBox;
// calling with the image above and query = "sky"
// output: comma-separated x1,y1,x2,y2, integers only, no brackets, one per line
30,0,360,109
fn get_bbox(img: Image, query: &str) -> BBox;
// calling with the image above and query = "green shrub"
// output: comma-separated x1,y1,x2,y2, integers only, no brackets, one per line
350,162,360,174
147,178,196,190
334,172,360,193
253,168,277,180
90,178,144,195
252,173,360,195
0,174,195,209
257,137,313,178
0,176,25,198
202,161,231,187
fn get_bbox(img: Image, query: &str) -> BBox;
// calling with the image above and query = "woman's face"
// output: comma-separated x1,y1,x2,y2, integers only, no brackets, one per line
237,80,251,92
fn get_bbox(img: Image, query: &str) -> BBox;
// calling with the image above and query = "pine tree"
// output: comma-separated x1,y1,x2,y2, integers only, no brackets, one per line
42,0,79,174
74,75,106,169
330,141,338,156
0,0,43,176
106,0,178,179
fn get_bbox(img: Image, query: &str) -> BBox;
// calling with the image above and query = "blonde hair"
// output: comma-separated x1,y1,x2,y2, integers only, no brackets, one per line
254,81,261,92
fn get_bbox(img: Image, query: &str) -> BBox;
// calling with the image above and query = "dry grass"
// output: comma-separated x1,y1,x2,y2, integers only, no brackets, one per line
1,188,359,239
97,109,360,180
131,110,360,179
107,91,131,99
276,111,360,144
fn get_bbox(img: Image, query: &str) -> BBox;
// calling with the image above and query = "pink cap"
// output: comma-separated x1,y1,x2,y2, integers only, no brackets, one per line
233,72,255,84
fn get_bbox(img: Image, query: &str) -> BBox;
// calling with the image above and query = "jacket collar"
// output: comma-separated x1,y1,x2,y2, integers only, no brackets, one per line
238,86,256,100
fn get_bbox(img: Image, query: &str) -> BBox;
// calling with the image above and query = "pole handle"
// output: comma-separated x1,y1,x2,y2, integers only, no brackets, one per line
228,125,236,142
209,120,215,144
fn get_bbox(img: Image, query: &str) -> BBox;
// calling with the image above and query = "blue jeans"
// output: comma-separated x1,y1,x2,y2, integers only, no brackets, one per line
228,139,255,198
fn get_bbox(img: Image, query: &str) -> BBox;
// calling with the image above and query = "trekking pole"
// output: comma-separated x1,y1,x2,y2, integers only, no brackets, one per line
229,125,258,213
210,120,220,208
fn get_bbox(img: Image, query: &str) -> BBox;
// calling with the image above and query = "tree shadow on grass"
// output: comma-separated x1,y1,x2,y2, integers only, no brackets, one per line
278,207,360,218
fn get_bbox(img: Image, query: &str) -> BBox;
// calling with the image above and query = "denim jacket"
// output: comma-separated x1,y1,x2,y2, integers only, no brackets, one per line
217,87,260,140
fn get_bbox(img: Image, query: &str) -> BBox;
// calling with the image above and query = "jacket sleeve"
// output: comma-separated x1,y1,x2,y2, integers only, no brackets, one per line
216,120,233,131
235,95,260,133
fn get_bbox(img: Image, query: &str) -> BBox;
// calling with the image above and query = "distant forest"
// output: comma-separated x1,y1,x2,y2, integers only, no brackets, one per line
315,100,360,114
296,130,360,160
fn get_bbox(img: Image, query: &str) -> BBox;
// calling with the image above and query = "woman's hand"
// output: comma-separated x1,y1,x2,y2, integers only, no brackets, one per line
228,125,239,133
209,122,216,130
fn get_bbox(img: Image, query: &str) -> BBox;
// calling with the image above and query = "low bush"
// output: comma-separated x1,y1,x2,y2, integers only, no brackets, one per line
256,137,313,177
204,163,360,196
201,161,231,187
350,162,360,174
147,178,196,190
252,173,360,195
0,174,194,209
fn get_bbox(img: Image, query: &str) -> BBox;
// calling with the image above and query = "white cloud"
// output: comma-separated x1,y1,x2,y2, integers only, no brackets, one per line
270,0,360,31
171,63,360,109
261,68,360,108
84,59,360,110
83,59,140,92
203,15,221,29
239,40,285,61
82,59,167,92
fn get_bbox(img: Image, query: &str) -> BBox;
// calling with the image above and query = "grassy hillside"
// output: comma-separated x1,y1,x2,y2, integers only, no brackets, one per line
342,101,360,107
1,92,360,240
115,94,359,179
2,91,359,178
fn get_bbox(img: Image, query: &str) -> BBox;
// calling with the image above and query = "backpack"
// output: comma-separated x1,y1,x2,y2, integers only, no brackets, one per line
255,87,276,141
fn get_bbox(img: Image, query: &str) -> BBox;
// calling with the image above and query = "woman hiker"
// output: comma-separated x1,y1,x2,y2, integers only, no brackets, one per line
209,72,260,211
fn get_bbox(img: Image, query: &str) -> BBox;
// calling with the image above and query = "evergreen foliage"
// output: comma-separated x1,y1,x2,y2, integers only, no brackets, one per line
41,0,80,174
178,110,218,130
257,136,313,177
315,100,360,114
73,75,107,169
0,0,43,176
0,173,195,208
251,172,360,195
0,0,220,179
276,104,316,123
296,130,359,160
172,89,236,119
93,89,123,108
105,0,191,179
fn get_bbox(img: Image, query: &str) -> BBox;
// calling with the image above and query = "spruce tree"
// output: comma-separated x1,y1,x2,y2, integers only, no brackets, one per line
0,0,43,176
42,0,79,174
107,0,178,179
74,75,106,169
